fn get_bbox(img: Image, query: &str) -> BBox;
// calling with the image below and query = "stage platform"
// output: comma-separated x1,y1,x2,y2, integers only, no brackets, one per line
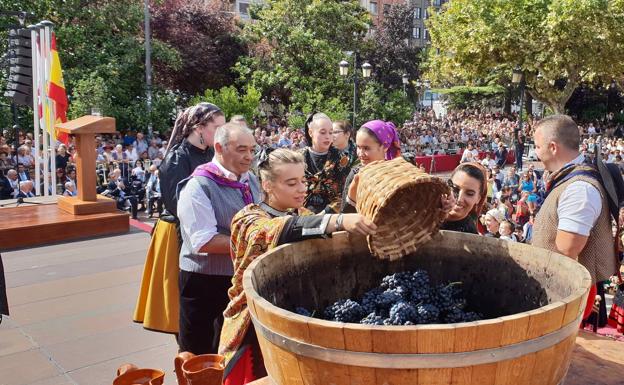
0,197,129,251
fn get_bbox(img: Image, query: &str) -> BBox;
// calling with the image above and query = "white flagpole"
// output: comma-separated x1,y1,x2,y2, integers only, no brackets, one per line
37,23,49,196
43,21,57,196
30,25,41,196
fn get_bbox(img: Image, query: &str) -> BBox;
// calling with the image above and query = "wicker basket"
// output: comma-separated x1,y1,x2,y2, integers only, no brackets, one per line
356,157,450,260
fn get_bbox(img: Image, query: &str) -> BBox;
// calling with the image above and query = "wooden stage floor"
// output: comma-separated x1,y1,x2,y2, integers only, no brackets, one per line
0,200,129,251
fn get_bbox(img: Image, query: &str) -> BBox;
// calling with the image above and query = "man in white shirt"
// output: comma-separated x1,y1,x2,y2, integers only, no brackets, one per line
176,123,261,354
460,142,479,163
532,114,617,320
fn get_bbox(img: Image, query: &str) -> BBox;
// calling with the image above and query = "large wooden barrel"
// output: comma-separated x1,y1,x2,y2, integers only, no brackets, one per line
243,231,592,385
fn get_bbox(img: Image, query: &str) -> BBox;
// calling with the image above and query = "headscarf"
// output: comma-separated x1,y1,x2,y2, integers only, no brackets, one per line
166,102,222,154
361,120,401,160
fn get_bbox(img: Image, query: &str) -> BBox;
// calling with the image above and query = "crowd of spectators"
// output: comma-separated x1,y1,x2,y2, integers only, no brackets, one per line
0,109,622,226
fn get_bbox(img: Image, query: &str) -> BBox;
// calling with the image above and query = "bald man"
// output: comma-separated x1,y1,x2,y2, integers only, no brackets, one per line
532,114,617,320
176,123,262,354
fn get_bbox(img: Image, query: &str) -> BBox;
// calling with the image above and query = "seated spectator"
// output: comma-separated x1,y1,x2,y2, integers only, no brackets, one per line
513,191,531,226
499,221,516,242
16,180,35,199
104,169,138,219
55,144,71,171
0,149,15,176
0,169,18,199
148,139,160,160
14,146,34,169
460,142,479,163
230,115,248,128
514,224,525,243
483,208,505,237
481,153,496,169
63,181,77,197
132,159,146,183
502,167,519,195
133,132,148,155
16,163,30,182
523,213,535,243
65,167,77,188
494,143,508,168
145,165,162,218
125,143,139,164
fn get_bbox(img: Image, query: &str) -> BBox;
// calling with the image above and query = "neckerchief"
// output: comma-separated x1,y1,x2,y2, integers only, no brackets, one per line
192,162,253,205
544,162,600,200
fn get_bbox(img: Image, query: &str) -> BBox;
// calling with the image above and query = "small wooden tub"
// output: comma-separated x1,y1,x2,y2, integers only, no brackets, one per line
243,231,591,385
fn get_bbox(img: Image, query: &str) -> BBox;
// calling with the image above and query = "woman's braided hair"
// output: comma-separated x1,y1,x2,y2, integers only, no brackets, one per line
167,102,224,153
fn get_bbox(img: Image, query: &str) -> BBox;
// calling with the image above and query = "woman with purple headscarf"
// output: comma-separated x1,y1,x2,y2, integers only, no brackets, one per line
340,120,402,213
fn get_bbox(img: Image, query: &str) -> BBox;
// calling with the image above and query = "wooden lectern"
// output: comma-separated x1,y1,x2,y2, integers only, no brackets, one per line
56,115,119,215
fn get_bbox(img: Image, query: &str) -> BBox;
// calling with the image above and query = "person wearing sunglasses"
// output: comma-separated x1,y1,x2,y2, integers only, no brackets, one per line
441,162,488,234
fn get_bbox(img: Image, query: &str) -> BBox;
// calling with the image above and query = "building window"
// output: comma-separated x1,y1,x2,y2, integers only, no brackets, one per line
414,7,421,19
239,2,250,16
424,8,428,19
370,1,377,15
424,28,429,40
412,27,420,39
383,4,391,16
433,0,442,6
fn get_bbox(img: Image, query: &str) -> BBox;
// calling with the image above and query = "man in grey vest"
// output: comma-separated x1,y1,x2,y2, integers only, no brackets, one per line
177,123,261,354
532,114,617,320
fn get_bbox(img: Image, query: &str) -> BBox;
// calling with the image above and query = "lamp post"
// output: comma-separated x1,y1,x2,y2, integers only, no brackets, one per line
415,80,422,110
339,56,372,127
144,0,153,138
512,67,525,133
402,73,409,96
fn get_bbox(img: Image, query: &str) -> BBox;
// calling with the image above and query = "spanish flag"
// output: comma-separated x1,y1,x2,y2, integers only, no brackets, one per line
47,33,69,145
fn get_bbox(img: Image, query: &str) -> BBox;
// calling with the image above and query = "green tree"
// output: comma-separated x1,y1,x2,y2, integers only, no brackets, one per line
235,0,370,115
0,0,180,132
425,0,624,113
190,85,262,122
359,80,412,126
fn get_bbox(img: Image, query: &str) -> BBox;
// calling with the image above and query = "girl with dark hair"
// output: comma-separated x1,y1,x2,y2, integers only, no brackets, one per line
301,113,353,213
134,102,225,336
441,162,488,234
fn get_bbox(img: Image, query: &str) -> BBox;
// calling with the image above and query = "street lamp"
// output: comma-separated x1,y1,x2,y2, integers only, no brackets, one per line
512,66,526,169
339,60,349,77
511,66,525,133
339,57,373,126
362,62,373,78
402,73,409,96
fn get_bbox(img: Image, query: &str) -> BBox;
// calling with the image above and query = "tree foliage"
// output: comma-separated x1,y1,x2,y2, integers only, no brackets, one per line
425,0,624,113
0,0,180,132
363,2,422,94
434,85,506,110
150,0,247,96
235,0,370,114
359,80,413,126
190,85,262,122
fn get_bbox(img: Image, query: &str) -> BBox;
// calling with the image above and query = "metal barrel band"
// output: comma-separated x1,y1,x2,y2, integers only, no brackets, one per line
250,312,582,369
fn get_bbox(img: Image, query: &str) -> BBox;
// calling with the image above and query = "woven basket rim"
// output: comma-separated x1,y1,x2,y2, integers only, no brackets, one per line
365,175,447,223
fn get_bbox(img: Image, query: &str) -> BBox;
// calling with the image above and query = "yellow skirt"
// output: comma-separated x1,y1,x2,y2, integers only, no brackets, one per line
133,219,180,334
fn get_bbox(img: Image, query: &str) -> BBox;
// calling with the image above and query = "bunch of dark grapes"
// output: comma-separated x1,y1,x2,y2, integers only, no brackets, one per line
323,299,364,323
388,301,417,325
294,269,482,325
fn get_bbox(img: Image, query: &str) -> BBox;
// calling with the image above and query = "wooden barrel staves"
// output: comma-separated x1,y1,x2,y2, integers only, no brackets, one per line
242,231,591,385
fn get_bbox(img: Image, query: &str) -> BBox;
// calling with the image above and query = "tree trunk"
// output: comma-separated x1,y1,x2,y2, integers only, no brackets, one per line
504,87,512,115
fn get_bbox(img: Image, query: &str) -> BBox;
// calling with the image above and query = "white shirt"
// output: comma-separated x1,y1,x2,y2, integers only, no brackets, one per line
177,159,251,254
556,154,602,236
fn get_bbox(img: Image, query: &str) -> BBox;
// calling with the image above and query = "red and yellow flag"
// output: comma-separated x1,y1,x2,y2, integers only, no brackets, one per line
47,33,69,145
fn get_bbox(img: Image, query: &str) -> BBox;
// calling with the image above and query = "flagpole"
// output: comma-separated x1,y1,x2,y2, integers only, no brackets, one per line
36,23,49,196
30,25,41,196
43,21,57,196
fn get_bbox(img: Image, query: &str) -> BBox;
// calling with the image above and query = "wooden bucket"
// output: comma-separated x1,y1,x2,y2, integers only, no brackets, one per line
243,231,591,385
